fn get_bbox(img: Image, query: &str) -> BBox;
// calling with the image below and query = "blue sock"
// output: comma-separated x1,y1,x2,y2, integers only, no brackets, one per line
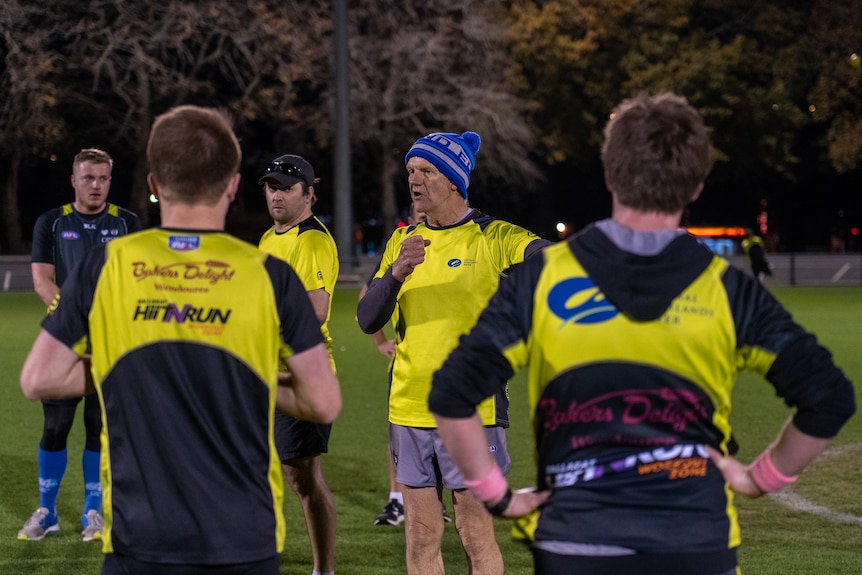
38,447,67,515
82,449,102,516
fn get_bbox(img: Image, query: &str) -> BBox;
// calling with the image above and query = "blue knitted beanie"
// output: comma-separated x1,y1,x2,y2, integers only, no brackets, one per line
405,131,481,198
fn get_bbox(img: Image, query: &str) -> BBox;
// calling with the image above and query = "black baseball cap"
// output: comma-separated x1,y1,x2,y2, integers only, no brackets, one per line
258,154,315,188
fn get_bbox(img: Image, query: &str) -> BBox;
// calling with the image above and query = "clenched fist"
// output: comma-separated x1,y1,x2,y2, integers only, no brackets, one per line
392,235,431,281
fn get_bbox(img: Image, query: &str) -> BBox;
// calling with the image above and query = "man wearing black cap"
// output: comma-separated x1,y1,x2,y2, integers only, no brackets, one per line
357,132,551,574
259,154,339,575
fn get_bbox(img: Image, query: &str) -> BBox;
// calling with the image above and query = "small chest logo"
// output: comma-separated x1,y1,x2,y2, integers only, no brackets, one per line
61,231,80,240
446,258,476,268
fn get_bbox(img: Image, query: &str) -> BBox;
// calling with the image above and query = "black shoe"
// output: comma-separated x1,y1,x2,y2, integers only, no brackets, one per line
374,499,404,526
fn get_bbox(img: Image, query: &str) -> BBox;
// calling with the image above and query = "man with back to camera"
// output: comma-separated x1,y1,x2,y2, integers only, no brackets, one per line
357,130,552,574
429,92,855,575
19,105,342,575
258,154,339,575
19,148,142,542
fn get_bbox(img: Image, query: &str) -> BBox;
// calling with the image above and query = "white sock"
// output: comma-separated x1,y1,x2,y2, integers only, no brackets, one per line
312,571,334,575
389,491,403,504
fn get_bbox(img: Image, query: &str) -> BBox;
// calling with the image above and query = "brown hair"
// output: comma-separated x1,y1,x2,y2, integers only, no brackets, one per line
146,105,241,204
601,92,713,214
73,148,113,171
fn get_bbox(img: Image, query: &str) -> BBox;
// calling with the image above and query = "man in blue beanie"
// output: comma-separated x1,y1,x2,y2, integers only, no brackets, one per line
357,130,552,574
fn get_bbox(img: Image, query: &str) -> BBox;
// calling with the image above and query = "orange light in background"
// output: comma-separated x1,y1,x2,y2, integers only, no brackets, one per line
686,226,747,237
49,154,58,162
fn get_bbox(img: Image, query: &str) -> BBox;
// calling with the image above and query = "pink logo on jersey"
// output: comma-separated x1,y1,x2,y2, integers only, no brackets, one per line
62,231,80,240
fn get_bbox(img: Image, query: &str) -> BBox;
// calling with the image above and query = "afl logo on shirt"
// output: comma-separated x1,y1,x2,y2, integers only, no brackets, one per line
62,231,80,240
548,277,618,325
168,235,201,252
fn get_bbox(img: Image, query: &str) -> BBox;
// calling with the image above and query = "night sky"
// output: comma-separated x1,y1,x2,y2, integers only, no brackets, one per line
15,142,861,254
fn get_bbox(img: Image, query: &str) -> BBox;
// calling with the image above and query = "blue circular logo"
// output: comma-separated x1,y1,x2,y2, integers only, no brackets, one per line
547,277,618,324
447,259,462,268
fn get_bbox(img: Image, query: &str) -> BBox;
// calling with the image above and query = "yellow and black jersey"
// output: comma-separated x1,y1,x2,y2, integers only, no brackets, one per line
42,228,324,565
373,210,542,428
259,215,338,361
431,224,854,568
31,203,142,286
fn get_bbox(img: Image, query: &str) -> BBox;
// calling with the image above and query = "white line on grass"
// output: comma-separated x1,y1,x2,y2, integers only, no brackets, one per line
769,490,862,526
768,443,862,525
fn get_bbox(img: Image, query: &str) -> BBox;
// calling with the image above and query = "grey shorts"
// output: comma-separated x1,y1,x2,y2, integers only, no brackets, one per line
390,423,510,489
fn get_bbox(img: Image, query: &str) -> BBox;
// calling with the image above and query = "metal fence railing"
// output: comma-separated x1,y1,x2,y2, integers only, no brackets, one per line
2,254,860,293
0,256,32,292
726,254,862,287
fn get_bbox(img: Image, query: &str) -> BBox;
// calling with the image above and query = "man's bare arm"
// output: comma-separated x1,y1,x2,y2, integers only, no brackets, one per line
306,288,331,325
276,343,341,423
31,263,59,308
20,330,91,400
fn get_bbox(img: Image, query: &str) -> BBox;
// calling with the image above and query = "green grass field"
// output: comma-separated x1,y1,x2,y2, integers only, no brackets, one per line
1,287,861,574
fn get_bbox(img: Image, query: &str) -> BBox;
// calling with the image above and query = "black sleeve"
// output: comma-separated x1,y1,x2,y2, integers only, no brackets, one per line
42,245,106,352
264,255,325,354
723,266,856,438
525,238,554,259
767,336,856,438
31,210,57,264
356,268,402,334
123,210,145,233
429,254,543,418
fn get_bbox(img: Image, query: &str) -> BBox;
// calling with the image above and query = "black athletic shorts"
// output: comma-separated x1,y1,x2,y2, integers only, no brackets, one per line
41,396,86,407
101,553,279,575
273,409,331,462
531,547,737,575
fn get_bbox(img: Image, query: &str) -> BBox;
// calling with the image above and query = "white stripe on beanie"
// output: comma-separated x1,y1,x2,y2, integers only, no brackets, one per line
405,131,481,198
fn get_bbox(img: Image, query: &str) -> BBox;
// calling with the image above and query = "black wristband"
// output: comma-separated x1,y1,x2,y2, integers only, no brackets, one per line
484,488,513,517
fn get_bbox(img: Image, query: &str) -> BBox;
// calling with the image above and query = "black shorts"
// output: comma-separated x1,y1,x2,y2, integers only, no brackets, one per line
101,553,279,575
273,410,331,462
42,396,86,407
531,547,737,575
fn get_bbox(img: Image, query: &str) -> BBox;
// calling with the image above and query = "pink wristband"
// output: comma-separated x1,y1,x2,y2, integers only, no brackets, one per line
463,462,509,503
750,449,798,493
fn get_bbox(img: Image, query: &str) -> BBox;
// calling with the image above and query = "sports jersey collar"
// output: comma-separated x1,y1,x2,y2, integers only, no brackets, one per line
424,208,476,231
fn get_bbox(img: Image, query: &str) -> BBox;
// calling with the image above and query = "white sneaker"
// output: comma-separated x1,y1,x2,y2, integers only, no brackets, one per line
17,507,59,541
81,509,103,542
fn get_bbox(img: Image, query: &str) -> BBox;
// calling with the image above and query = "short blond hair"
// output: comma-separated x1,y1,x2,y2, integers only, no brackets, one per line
73,148,113,171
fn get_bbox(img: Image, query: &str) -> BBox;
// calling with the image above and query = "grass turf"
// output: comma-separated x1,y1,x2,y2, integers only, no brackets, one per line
1,287,860,574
